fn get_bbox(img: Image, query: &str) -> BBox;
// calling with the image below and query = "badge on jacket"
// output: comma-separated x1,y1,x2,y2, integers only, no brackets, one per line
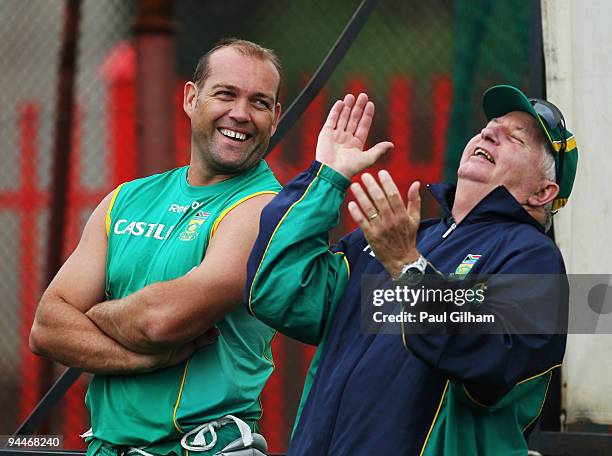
453,254,482,277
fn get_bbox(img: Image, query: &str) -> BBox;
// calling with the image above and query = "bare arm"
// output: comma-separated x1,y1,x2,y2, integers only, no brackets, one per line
30,192,195,374
86,193,275,352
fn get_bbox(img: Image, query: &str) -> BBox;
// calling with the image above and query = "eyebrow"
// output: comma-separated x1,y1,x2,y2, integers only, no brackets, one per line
210,83,275,102
491,118,528,134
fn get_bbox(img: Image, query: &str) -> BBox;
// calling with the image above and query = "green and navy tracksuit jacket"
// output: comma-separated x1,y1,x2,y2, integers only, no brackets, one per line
245,161,567,455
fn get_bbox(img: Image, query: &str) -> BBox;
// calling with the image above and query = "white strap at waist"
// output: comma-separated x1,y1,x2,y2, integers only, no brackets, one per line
180,415,253,452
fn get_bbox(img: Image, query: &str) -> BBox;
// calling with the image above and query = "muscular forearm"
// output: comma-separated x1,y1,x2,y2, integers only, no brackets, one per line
86,291,157,353
30,293,182,374
86,280,216,352
88,194,276,351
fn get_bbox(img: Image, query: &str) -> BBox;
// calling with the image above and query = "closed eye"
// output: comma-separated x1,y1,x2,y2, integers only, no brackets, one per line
510,135,525,145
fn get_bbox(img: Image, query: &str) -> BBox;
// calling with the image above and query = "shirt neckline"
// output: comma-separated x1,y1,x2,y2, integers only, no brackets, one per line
178,161,266,198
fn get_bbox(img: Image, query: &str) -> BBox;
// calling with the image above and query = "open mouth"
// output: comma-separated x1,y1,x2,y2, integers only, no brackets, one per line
218,128,251,142
473,147,495,164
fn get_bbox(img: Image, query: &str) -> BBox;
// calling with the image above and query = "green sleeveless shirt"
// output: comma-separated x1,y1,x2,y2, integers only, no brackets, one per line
85,160,280,455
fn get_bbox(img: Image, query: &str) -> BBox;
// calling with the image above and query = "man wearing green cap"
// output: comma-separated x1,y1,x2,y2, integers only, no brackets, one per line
245,86,576,454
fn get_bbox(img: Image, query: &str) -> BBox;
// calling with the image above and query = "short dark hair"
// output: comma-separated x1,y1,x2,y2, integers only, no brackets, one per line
192,38,283,101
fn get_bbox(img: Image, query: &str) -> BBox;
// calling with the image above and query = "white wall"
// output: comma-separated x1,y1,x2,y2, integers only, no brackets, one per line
542,0,612,425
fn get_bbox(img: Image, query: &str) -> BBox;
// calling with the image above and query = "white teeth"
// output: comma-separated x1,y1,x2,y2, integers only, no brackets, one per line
474,148,494,164
219,128,247,141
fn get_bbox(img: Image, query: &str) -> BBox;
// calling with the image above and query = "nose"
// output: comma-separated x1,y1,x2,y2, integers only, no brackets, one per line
228,98,250,123
480,123,500,144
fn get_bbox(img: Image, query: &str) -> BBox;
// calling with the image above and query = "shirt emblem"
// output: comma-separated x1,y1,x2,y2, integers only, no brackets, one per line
454,254,482,276
178,210,210,241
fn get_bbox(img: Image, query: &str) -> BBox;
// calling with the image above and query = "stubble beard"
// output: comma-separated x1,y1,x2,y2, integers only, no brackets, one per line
195,132,269,176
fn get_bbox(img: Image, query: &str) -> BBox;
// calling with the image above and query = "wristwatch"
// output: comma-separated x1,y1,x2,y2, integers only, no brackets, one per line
393,254,428,286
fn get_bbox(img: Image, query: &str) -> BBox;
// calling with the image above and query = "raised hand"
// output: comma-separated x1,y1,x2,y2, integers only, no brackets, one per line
347,170,422,278
316,93,394,179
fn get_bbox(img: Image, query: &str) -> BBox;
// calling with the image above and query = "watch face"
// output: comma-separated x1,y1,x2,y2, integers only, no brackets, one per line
398,267,424,286
406,267,424,276
394,255,427,286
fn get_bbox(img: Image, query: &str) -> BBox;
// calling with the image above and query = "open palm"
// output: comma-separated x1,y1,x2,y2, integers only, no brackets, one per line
316,93,393,179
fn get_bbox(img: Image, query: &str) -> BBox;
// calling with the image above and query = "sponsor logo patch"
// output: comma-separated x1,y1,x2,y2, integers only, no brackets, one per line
168,201,204,213
113,219,174,240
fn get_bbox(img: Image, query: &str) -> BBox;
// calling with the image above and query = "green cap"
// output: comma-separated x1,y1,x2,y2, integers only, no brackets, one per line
482,84,578,210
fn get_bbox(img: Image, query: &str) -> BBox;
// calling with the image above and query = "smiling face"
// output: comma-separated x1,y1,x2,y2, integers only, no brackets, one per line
183,46,281,179
457,111,552,203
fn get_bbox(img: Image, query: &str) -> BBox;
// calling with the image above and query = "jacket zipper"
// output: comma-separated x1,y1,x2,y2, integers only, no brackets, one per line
442,221,457,239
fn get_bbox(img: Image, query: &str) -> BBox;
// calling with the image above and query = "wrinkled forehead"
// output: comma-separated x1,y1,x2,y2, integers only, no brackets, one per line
489,111,545,142
207,47,280,94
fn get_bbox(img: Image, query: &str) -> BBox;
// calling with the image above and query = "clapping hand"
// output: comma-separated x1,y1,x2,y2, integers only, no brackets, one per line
316,93,394,179
348,171,422,278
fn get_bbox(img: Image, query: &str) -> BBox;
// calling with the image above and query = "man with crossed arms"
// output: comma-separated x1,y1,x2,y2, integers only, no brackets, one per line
30,39,283,456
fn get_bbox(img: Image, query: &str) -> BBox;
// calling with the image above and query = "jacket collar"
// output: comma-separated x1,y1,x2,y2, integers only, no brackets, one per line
427,183,545,232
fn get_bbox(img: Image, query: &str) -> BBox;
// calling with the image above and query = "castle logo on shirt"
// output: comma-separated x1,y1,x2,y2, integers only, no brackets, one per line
113,219,174,240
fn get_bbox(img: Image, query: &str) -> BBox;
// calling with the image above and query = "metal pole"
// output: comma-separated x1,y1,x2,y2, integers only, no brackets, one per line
14,368,81,436
45,0,82,292
132,0,176,177
528,0,563,435
39,0,82,433
529,0,545,99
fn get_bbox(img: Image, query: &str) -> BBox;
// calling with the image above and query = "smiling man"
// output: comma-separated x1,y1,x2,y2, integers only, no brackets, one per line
30,38,282,456
246,85,577,454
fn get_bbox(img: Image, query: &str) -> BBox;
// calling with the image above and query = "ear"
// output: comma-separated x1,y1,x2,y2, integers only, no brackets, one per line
270,102,282,135
526,180,559,207
183,82,198,118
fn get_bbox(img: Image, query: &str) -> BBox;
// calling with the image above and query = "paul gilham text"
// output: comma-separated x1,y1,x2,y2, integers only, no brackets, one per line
373,311,495,324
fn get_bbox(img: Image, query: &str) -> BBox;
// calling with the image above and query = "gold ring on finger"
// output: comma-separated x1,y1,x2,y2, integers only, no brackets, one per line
368,212,379,221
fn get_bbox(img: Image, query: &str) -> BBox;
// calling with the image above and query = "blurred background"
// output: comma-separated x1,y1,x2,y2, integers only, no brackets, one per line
1,0,597,454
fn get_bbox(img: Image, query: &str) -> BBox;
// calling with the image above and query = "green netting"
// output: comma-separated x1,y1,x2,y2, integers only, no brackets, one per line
443,0,532,184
